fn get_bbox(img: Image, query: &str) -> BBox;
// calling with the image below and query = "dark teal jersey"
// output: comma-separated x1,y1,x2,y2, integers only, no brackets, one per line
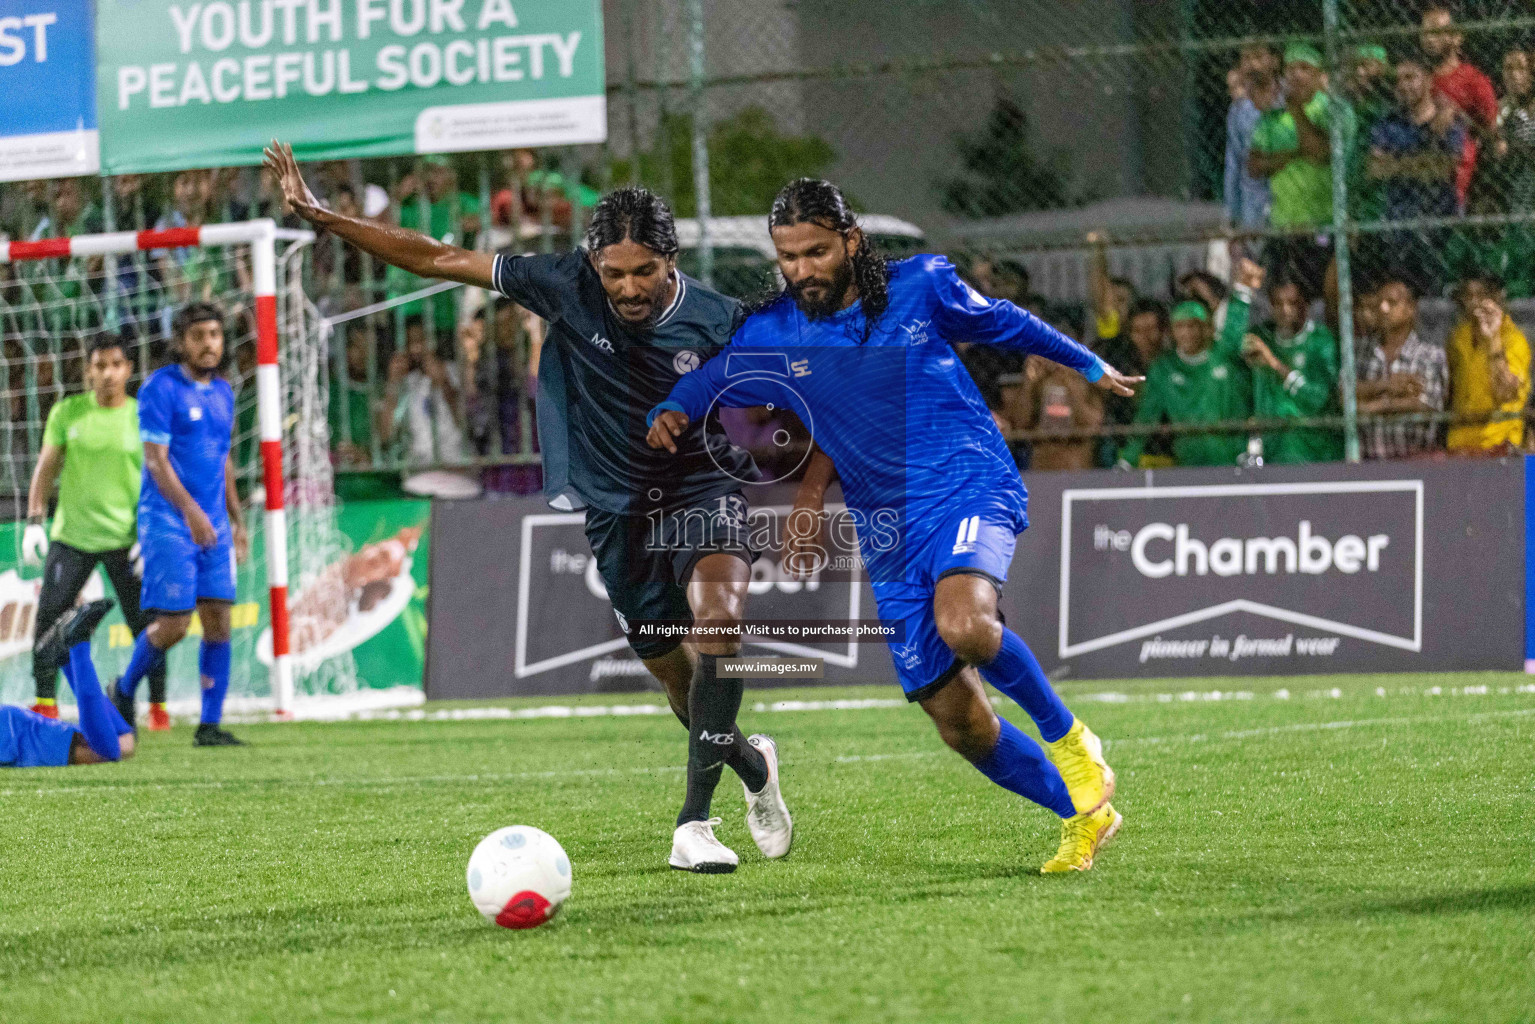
492,251,757,514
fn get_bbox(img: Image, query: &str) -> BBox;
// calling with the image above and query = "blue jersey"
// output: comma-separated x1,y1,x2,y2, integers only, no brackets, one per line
137,364,234,531
656,255,1105,582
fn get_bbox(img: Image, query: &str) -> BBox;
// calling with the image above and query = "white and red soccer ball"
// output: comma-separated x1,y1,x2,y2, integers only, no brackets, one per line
466,826,572,929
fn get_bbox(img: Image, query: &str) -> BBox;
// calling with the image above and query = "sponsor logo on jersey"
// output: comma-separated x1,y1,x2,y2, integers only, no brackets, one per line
902,319,933,345
590,332,613,353
672,349,701,375
188,406,204,421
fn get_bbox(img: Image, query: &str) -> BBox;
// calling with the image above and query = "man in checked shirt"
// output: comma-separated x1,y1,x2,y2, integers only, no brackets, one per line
1355,275,1449,459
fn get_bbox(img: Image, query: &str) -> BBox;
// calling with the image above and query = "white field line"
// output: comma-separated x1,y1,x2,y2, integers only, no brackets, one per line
205,681,1535,726
6,705,1533,798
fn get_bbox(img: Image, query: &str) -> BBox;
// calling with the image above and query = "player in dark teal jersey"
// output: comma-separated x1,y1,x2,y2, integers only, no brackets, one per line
265,142,792,874
651,180,1142,873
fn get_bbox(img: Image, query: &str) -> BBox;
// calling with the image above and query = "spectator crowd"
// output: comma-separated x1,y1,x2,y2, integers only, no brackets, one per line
957,234,1530,471
0,149,594,496
950,5,1535,473
6,5,1535,492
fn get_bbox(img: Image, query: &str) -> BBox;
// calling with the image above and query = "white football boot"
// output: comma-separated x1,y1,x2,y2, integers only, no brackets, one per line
743,734,794,859
669,818,739,873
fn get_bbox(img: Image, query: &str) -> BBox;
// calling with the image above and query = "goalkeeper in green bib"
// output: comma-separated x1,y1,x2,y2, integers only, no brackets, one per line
24,334,170,731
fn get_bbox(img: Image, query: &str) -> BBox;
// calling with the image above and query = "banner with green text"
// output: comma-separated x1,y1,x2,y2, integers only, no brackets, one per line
95,0,605,173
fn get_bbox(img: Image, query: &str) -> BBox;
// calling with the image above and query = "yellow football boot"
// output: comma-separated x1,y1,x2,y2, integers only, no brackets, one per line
1046,718,1115,815
1040,803,1122,874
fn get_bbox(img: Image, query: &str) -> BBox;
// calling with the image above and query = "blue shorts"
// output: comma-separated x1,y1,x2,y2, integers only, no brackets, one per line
871,509,1019,702
140,520,236,614
0,706,81,768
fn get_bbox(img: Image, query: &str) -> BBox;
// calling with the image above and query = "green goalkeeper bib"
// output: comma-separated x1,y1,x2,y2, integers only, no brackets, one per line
43,393,142,553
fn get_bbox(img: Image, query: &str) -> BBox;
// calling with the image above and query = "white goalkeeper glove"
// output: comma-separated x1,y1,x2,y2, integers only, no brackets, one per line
22,522,49,566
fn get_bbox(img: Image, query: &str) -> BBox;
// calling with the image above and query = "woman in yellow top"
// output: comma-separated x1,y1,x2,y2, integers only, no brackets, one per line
1445,276,1530,453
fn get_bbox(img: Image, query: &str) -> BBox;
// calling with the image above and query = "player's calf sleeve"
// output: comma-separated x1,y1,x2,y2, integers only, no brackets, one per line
199,640,233,726
33,653,59,701
64,642,122,762
677,654,766,824
980,629,1074,743
147,662,168,707
973,717,1075,818
118,632,167,702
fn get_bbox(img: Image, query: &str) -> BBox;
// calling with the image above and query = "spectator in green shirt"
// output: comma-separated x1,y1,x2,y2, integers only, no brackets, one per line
1220,262,1346,464
1249,42,1356,298
1348,43,1395,223
1119,297,1253,468
386,157,481,345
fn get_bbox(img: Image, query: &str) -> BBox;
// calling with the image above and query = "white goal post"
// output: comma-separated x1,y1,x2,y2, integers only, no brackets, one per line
1,219,304,714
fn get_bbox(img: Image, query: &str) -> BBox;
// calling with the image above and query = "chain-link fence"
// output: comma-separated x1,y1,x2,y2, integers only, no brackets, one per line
5,0,1535,488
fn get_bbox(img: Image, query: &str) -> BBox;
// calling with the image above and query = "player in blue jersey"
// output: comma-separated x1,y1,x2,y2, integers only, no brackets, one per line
265,141,792,873
2,599,136,768
110,303,250,748
649,179,1142,873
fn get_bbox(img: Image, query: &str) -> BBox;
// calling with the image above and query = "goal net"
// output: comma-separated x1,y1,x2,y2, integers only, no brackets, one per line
0,220,358,716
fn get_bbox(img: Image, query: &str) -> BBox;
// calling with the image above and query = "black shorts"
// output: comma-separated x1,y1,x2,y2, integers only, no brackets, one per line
583,491,757,660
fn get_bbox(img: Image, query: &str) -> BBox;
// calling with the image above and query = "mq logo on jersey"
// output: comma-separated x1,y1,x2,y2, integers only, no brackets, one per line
1057,480,1422,667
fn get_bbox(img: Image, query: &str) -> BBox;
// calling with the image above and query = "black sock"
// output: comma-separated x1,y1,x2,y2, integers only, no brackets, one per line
147,663,168,706
33,663,57,702
677,654,768,825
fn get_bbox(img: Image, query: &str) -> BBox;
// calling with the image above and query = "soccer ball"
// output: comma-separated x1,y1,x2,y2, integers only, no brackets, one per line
466,826,572,929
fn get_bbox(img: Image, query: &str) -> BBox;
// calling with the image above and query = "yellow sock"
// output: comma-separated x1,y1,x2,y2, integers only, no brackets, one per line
35,697,56,707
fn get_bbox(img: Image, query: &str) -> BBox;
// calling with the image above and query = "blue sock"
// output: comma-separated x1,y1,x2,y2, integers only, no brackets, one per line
118,632,167,702
63,641,123,761
980,629,1075,743
199,640,232,726
974,717,1076,818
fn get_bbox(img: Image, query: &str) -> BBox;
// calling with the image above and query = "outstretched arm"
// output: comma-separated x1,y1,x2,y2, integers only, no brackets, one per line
930,260,1142,397
646,351,791,452
263,142,493,288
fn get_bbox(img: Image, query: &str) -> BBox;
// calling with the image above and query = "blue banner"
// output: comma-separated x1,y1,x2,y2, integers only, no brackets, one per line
0,0,97,182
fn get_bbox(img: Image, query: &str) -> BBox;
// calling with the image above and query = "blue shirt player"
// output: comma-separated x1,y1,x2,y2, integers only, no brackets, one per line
649,180,1143,874
111,303,250,748
3,600,135,768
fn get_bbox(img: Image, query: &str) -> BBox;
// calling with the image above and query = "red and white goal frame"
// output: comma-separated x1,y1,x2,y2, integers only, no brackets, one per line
1,219,304,715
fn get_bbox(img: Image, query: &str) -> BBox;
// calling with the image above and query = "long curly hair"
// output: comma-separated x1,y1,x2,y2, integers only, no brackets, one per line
749,178,890,339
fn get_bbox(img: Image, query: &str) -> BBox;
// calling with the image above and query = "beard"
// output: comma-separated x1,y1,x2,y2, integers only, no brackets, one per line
787,258,856,320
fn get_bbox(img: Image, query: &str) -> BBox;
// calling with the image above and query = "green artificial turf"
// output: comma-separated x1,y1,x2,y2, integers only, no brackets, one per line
3,673,1533,1023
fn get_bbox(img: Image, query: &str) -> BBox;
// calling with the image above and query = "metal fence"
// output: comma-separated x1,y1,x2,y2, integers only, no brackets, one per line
5,0,1535,490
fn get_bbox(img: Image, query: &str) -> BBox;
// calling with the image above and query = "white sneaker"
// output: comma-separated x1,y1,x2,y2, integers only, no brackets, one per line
669,818,739,874
744,734,793,859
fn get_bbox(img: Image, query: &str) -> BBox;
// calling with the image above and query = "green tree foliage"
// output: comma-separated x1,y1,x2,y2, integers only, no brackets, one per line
612,107,836,216
938,97,1075,217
